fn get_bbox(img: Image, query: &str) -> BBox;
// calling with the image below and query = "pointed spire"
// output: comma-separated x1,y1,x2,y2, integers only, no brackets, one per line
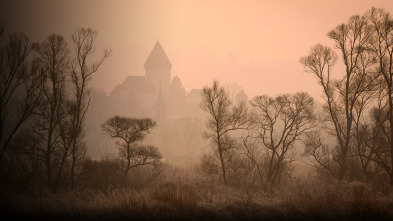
144,41,171,71
236,89,248,103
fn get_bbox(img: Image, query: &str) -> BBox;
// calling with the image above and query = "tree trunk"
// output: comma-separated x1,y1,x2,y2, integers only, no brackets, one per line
71,86,84,190
71,148,76,189
388,85,393,187
217,137,227,186
389,171,393,187
123,143,131,185
0,109,3,160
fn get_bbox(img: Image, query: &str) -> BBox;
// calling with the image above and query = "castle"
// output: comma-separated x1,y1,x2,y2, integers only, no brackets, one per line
105,41,201,121
85,41,248,162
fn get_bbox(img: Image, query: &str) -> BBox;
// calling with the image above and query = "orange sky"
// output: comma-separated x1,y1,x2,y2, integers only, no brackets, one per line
1,0,393,101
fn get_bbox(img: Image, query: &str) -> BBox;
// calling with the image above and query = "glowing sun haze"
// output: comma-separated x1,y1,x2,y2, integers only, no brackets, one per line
1,0,393,101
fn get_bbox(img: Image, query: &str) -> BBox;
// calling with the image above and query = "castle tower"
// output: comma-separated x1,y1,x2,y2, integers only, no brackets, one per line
153,83,167,121
144,41,171,95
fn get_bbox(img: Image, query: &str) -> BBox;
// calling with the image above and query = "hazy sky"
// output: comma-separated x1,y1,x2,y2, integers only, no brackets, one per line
1,0,393,101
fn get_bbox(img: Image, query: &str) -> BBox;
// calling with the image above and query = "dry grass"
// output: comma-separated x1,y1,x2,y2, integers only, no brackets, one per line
2,178,393,221
150,180,200,207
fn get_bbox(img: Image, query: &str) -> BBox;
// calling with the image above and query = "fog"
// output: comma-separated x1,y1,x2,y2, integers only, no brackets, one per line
2,1,393,220
2,0,392,100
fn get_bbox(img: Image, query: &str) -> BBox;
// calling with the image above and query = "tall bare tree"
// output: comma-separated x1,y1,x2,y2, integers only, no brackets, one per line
33,34,70,191
0,31,42,168
69,28,111,189
300,14,377,180
101,116,161,183
300,45,339,177
328,14,377,179
366,7,393,185
200,80,249,186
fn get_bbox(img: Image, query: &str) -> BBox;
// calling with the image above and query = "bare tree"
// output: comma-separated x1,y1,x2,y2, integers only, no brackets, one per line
328,14,376,180
69,28,111,189
101,116,161,183
366,7,393,185
33,34,70,192
0,32,42,168
351,88,380,181
200,80,249,186
300,14,377,180
355,95,387,183
243,92,316,191
299,44,338,177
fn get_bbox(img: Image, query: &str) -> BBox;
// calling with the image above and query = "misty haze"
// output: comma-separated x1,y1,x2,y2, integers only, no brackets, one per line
1,1,393,221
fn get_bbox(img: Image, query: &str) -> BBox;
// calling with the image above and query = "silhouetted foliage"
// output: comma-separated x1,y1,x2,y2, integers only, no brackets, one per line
0,27,111,192
101,116,162,183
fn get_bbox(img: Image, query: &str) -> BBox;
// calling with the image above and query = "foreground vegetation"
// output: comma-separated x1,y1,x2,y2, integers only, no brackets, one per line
1,163,393,221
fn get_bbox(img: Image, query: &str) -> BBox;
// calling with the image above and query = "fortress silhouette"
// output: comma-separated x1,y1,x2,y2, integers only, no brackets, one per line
85,41,248,161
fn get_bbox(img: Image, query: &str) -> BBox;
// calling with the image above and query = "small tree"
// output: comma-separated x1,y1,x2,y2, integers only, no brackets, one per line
101,116,161,182
200,80,249,186
243,92,316,191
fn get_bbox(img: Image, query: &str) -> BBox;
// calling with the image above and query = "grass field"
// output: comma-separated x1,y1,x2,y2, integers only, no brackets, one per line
2,177,393,221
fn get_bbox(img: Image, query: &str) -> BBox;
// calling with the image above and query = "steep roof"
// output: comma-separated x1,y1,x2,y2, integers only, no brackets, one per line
236,89,248,102
236,89,247,98
144,41,171,70
110,76,156,96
